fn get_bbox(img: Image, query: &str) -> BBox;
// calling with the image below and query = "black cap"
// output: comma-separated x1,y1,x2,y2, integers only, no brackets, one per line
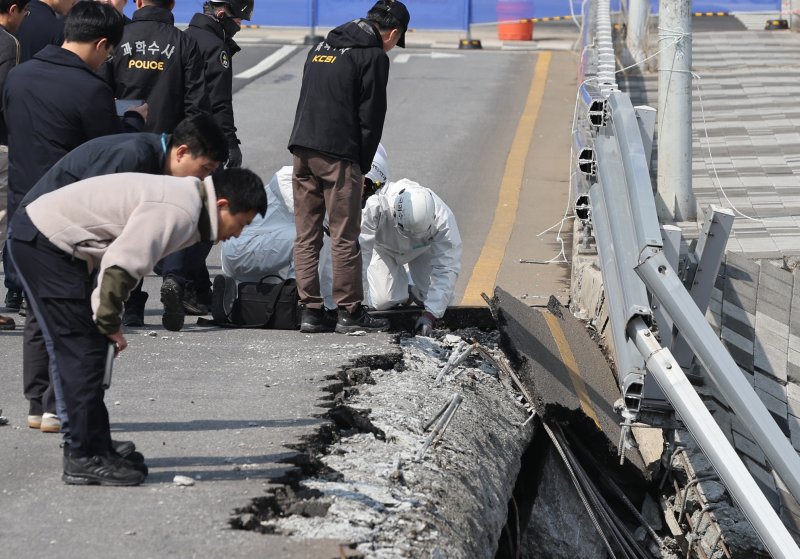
370,0,410,48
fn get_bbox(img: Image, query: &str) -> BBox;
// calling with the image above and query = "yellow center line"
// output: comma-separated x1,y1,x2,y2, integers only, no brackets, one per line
460,51,551,306
541,310,602,430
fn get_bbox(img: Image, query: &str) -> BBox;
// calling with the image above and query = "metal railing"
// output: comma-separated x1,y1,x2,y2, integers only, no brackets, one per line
574,0,800,556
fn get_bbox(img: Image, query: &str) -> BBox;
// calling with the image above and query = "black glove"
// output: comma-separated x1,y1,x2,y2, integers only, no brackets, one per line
226,145,242,168
414,311,436,337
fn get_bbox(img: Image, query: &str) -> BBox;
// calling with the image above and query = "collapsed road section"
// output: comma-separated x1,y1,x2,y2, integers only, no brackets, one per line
228,291,698,559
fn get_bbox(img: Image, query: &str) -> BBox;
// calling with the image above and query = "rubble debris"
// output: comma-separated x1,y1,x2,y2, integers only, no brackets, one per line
173,475,196,487
230,331,534,558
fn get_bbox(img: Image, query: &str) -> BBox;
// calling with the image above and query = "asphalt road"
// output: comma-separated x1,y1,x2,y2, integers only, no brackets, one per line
229,35,574,306
0,26,577,558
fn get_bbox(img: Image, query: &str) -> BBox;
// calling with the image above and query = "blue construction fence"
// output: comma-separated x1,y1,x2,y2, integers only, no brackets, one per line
164,0,782,29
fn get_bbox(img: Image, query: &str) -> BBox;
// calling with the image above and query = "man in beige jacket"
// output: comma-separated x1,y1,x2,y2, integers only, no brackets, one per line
6,167,266,486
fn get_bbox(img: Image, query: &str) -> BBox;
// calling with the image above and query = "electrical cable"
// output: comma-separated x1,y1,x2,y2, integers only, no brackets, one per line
542,421,619,559
563,427,665,549
553,424,648,559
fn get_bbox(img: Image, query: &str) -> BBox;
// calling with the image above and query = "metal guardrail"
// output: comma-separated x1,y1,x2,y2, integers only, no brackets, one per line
573,0,800,556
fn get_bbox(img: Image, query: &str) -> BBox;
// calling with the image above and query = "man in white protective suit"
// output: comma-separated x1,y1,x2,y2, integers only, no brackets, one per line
360,179,462,336
218,145,390,316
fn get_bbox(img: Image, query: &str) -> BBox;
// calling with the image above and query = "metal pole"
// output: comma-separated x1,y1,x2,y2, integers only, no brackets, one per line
304,0,324,45
635,249,800,506
656,0,695,221
459,0,482,49
627,316,800,559
626,0,651,66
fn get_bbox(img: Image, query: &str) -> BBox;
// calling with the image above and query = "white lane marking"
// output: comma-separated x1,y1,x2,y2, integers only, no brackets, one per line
234,45,297,79
394,52,463,64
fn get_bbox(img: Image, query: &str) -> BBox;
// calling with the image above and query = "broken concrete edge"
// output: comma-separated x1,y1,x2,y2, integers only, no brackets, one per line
568,219,769,557
228,349,405,533
373,306,497,332
226,331,540,557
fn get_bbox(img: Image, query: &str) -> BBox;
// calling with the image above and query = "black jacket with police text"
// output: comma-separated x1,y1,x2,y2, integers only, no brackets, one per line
3,45,143,213
16,0,63,63
101,5,209,134
288,19,390,174
184,14,240,148
21,132,167,208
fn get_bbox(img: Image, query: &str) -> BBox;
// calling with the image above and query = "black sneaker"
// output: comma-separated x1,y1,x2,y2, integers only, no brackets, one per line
18,298,27,317
211,275,236,324
111,439,136,458
62,453,145,486
300,307,337,333
122,292,148,328
160,278,185,331
182,284,209,316
4,289,22,312
335,306,389,334
112,451,148,475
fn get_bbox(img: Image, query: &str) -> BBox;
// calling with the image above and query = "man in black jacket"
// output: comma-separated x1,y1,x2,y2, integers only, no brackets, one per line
16,0,75,62
287,0,408,334
184,0,252,169
101,0,212,329
0,0,28,329
4,1,146,434
165,0,250,323
102,0,209,135
17,114,226,452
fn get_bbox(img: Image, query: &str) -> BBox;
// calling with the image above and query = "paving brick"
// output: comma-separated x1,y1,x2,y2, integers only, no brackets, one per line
789,359,800,385
721,312,755,341
742,455,778,497
754,311,790,353
721,299,756,329
791,279,800,338
787,381,800,404
723,279,758,314
754,342,789,382
755,370,788,401
771,411,791,438
724,338,755,372
789,414,800,451
734,429,768,467
755,386,789,418
755,298,791,327
760,260,793,286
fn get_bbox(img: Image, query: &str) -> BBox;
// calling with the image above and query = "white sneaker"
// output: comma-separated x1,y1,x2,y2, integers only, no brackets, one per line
40,412,61,433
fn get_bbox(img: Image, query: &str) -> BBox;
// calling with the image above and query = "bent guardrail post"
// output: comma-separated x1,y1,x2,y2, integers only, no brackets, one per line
635,247,800,510
627,315,800,559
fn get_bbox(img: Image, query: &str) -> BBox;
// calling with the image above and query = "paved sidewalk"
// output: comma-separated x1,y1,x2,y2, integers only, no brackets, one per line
623,26,800,260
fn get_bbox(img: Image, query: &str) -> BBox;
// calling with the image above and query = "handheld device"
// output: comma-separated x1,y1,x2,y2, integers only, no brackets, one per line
103,342,115,390
115,99,145,117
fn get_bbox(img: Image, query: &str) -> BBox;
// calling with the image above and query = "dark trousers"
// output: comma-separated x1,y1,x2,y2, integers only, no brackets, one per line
160,240,213,292
22,309,55,416
292,147,363,312
3,189,22,291
8,221,111,457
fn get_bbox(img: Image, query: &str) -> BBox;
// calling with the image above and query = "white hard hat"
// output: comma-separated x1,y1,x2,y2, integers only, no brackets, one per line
366,143,388,186
393,187,435,238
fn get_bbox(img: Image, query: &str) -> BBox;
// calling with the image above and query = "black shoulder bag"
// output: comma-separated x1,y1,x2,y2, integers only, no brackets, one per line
229,275,300,330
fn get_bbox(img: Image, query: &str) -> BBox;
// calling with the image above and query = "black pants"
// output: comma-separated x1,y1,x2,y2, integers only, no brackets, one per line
23,309,55,416
9,215,111,457
160,240,213,293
